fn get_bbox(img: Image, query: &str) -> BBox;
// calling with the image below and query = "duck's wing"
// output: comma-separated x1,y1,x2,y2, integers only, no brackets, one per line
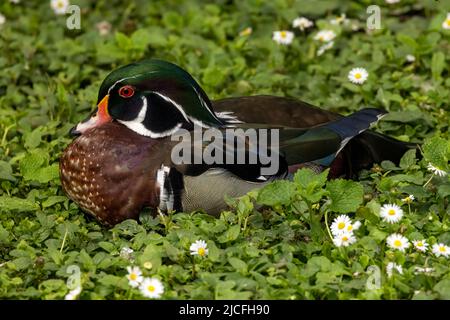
212,95,341,127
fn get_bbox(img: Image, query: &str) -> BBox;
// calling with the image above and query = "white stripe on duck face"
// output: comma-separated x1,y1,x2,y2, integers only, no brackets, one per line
117,96,183,138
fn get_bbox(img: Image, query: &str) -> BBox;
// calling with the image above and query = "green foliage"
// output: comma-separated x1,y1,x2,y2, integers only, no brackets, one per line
0,0,450,300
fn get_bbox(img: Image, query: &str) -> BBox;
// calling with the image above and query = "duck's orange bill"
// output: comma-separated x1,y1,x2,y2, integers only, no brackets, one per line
72,95,112,135
96,95,110,121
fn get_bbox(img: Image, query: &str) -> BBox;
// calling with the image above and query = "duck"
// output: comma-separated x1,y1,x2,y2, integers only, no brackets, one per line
60,59,415,226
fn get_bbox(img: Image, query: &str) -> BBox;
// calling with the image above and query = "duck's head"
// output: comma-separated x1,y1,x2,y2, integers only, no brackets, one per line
71,59,223,138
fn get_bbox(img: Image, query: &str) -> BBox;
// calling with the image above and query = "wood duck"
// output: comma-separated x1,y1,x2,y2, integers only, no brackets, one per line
60,59,414,226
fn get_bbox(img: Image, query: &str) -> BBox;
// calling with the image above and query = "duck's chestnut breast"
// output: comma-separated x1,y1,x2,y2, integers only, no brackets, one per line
60,122,163,226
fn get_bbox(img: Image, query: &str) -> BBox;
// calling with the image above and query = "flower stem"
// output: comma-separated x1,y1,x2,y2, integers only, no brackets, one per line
423,175,434,188
324,211,333,241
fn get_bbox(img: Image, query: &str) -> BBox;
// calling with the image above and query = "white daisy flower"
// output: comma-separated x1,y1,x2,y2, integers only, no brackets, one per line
386,262,403,278
0,14,6,26
51,0,70,15
432,243,450,258
405,54,416,62
427,163,447,177
442,13,450,30
333,231,356,247
272,30,294,45
317,41,334,56
385,0,400,3
120,247,134,260
314,30,336,42
330,215,352,236
292,17,313,31
386,233,410,252
401,194,415,204
126,266,143,288
139,278,164,299
414,266,434,274
348,67,369,84
330,13,350,25
412,239,428,252
65,286,82,300
190,240,209,257
379,203,403,224
345,220,361,233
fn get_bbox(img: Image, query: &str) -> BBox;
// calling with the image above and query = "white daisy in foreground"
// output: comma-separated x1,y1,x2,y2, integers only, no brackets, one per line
292,17,313,31
0,14,5,26
412,239,428,252
432,243,450,258
401,194,415,204
330,215,352,236
379,203,403,224
386,262,403,278
427,163,447,177
139,278,164,299
385,0,400,3
348,67,369,85
442,13,450,30
272,30,294,45
317,41,334,56
190,240,209,257
333,231,356,247
314,30,336,42
65,286,82,300
51,0,70,15
386,233,410,252
126,266,143,288
406,54,416,63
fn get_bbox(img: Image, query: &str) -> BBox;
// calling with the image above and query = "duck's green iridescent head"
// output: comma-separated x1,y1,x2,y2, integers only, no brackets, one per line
72,59,222,138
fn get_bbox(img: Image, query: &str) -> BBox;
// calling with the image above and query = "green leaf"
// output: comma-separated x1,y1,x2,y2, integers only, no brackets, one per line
0,161,15,182
294,168,329,189
327,179,363,213
217,224,240,243
431,52,445,81
228,257,248,274
42,196,67,208
0,196,38,212
256,180,295,206
434,279,450,299
139,244,162,270
399,149,417,170
423,136,449,169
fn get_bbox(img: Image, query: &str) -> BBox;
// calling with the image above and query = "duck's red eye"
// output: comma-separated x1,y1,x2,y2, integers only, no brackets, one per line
118,85,135,98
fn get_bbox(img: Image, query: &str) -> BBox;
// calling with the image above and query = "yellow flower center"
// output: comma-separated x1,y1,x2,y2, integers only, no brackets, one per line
147,285,155,292
319,36,324,41
130,273,137,281
446,19,450,27
394,240,402,247
342,236,349,241
198,247,206,256
347,225,353,231
280,31,287,38
439,246,446,252
338,222,346,230
355,73,362,79
57,1,64,8
417,242,423,247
